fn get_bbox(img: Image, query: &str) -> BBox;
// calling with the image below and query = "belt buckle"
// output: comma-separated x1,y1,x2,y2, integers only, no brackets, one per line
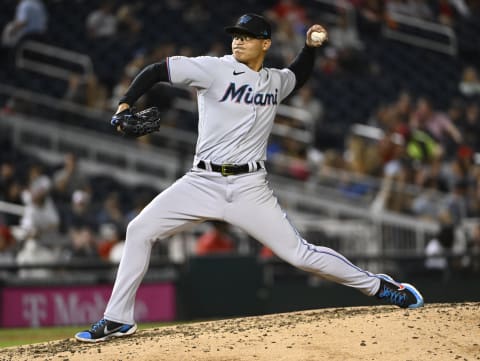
221,163,235,176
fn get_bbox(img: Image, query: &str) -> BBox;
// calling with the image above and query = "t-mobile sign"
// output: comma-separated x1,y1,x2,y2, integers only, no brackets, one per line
0,283,176,327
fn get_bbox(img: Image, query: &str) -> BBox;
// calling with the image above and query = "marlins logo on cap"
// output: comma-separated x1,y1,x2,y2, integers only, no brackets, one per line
225,13,271,39
238,14,252,24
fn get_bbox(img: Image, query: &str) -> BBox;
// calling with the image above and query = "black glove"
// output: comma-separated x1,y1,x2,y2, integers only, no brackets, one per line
111,107,161,137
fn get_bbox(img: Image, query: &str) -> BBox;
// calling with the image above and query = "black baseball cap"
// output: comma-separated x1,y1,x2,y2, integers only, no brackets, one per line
225,13,271,39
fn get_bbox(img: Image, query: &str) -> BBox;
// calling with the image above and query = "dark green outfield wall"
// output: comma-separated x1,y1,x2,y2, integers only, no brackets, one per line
179,256,480,320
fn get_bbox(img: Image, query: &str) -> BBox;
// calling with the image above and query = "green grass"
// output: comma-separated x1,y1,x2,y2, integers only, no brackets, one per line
0,322,174,348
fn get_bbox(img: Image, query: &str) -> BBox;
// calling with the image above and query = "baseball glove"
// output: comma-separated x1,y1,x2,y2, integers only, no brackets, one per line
111,107,161,137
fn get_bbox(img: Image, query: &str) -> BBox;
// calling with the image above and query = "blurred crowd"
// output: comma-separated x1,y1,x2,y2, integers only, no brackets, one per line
1,0,480,277
0,146,274,279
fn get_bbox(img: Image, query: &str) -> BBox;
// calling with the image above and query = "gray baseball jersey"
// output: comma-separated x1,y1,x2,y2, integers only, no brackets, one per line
167,55,295,164
103,54,382,325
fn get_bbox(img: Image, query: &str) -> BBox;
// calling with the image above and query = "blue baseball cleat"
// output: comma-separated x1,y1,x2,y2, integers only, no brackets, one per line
375,274,424,309
75,318,137,343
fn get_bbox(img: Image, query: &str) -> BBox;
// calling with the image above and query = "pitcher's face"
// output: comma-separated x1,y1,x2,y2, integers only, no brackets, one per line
231,33,270,65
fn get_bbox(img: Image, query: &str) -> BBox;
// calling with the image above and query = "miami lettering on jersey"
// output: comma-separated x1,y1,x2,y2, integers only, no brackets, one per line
219,83,278,106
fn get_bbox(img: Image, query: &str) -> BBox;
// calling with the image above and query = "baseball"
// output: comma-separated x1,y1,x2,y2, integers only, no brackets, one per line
311,31,326,42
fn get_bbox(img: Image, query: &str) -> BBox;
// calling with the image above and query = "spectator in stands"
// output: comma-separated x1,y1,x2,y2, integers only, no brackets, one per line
333,136,377,202
53,153,90,205
1,0,48,47
441,146,475,192
97,223,121,261
459,65,480,98
109,49,148,110
16,233,60,279
268,116,311,181
125,192,151,224
392,90,414,126
289,85,324,124
316,149,346,184
326,10,366,74
414,154,449,191
459,102,480,149
404,127,442,166
16,175,61,278
409,97,462,154
436,0,473,26
267,0,308,34
259,245,275,259
196,221,235,256
424,211,455,271
467,223,480,273
1,180,22,226
0,225,16,268
64,224,99,261
328,10,364,51
424,209,467,271
441,178,468,225
374,133,418,213
270,18,305,66
0,161,15,197
358,0,385,36
62,189,97,233
0,161,22,223
64,74,108,110
20,174,60,245
468,166,480,218
283,137,311,181
411,176,442,220
317,47,340,75
447,97,465,129
110,72,136,111
86,1,117,39
368,90,413,132
96,192,126,236
116,3,143,44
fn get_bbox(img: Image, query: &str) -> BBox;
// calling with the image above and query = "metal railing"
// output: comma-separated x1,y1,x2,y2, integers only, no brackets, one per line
1,113,184,189
1,110,442,257
0,201,24,216
382,12,457,55
15,41,94,81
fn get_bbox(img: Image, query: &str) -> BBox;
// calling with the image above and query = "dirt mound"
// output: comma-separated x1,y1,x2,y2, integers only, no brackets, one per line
1,303,479,361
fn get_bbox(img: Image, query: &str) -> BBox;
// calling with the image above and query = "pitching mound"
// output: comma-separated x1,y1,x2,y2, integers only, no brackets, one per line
1,302,479,361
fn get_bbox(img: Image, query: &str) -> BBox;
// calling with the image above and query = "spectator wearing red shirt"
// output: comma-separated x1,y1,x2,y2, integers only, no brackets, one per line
196,221,235,255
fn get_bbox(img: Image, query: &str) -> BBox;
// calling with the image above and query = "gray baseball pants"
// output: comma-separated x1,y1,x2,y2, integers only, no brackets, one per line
104,169,381,324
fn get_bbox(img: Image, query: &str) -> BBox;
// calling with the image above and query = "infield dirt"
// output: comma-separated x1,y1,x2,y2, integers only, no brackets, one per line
1,302,478,361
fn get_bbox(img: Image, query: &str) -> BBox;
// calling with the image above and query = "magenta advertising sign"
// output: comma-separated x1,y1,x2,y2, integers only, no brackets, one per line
0,283,176,327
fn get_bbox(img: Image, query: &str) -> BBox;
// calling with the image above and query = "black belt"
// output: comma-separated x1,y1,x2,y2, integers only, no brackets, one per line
197,160,263,176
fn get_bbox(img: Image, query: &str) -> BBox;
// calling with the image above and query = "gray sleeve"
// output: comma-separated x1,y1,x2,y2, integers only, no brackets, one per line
275,68,297,102
167,56,215,89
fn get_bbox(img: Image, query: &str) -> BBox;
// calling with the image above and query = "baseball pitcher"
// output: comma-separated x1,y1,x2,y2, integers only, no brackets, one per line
75,13,423,343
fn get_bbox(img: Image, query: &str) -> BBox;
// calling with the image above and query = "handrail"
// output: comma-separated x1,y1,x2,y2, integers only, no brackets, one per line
382,12,457,55
0,201,25,216
15,40,94,80
0,84,198,145
0,83,109,119
1,113,183,183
